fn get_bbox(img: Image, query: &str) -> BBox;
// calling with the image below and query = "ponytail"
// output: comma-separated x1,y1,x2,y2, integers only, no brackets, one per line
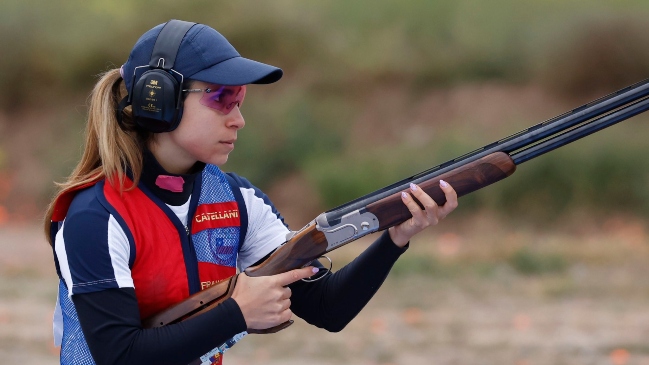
44,68,150,245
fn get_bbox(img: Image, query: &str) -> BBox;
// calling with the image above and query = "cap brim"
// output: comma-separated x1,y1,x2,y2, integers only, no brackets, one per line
189,56,283,85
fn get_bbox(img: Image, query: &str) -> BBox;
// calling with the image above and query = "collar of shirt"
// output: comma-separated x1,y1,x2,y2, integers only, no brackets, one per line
140,148,206,206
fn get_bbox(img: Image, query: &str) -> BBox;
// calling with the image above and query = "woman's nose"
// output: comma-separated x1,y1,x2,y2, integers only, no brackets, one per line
227,106,245,129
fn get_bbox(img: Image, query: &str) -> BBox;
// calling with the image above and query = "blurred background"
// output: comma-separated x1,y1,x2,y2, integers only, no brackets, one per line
1,0,649,364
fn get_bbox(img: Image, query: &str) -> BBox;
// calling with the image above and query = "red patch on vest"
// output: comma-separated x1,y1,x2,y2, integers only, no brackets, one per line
192,202,240,234
198,262,237,291
103,178,190,320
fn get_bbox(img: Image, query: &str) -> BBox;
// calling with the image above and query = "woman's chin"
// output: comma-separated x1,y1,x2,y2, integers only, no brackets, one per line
207,154,229,167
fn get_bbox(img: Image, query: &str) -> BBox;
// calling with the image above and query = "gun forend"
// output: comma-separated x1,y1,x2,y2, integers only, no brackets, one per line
316,152,517,250
367,151,516,230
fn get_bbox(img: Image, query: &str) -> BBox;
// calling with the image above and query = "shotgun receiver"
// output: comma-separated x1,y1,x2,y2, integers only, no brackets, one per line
143,79,649,333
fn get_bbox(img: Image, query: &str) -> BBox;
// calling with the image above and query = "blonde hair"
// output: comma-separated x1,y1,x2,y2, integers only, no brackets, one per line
44,68,151,244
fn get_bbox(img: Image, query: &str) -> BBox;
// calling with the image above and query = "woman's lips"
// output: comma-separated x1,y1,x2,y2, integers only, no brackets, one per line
220,140,236,148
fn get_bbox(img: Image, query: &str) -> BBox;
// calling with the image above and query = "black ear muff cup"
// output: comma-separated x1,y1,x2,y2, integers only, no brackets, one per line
123,20,195,133
131,70,182,133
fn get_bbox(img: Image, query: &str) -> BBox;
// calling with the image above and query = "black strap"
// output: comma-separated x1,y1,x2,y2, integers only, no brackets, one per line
149,20,196,70
116,96,130,129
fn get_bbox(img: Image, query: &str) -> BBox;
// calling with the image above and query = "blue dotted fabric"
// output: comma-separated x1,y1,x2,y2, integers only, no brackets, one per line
194,165,245,358
192,164,240,268
59,280,96,365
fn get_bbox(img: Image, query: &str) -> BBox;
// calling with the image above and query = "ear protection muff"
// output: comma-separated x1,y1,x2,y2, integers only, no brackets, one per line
119,20,196,133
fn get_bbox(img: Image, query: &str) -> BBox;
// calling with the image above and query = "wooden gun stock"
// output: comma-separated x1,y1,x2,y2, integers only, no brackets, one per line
142,274,239,328
142,152,516,329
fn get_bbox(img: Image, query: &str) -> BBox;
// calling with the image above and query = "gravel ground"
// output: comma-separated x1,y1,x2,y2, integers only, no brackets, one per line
2,223,648,365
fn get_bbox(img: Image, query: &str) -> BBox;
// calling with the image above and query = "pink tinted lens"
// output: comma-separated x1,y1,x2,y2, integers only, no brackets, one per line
199,85,247,114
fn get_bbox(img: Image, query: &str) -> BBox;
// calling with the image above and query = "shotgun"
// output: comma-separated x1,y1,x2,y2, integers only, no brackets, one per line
143,78,649,334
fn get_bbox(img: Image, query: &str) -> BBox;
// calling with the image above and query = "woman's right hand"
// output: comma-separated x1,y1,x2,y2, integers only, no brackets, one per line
231,266,318,330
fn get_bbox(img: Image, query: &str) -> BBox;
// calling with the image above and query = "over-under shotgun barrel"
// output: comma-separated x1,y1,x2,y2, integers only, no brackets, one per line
323,78,649,226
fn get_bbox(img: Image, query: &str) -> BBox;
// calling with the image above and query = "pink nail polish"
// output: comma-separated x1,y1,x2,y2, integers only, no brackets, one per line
402,192,408,199
410,183,417,191
312,267,319,274
440,180,448,188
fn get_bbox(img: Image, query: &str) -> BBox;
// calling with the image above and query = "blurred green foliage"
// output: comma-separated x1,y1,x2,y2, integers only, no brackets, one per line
2,0,649,223
391,254,443,277
509,247,568,275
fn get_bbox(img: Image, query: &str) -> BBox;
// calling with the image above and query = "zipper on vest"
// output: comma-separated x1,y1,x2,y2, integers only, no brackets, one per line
180,174,204,295
185,195,201,295
180,220,200,294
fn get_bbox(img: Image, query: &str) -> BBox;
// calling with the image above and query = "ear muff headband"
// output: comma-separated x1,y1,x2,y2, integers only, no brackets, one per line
148,20,194,70
121,20,196,133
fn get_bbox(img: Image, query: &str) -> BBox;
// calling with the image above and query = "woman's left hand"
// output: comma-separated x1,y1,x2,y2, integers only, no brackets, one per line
388,180,458,247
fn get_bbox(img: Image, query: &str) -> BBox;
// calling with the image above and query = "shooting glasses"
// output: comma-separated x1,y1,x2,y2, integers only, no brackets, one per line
183,84,247,115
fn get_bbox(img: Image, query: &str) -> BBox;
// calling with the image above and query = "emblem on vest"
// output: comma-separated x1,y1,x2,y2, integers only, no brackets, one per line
192,201,241,234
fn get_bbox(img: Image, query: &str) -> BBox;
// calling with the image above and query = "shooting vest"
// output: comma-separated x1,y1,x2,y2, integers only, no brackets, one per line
51,164,247,365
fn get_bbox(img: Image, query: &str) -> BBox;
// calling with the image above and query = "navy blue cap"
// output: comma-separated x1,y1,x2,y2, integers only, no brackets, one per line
121,21,283,91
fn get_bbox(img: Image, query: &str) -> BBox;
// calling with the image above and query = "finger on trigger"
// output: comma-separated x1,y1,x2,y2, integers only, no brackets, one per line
278,266,320,286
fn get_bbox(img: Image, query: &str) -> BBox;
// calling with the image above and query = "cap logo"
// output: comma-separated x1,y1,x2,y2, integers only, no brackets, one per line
149,90,156,97
150,80,159,86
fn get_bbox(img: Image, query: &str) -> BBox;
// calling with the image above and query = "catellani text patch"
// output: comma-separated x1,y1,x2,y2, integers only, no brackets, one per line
192,202,240,234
